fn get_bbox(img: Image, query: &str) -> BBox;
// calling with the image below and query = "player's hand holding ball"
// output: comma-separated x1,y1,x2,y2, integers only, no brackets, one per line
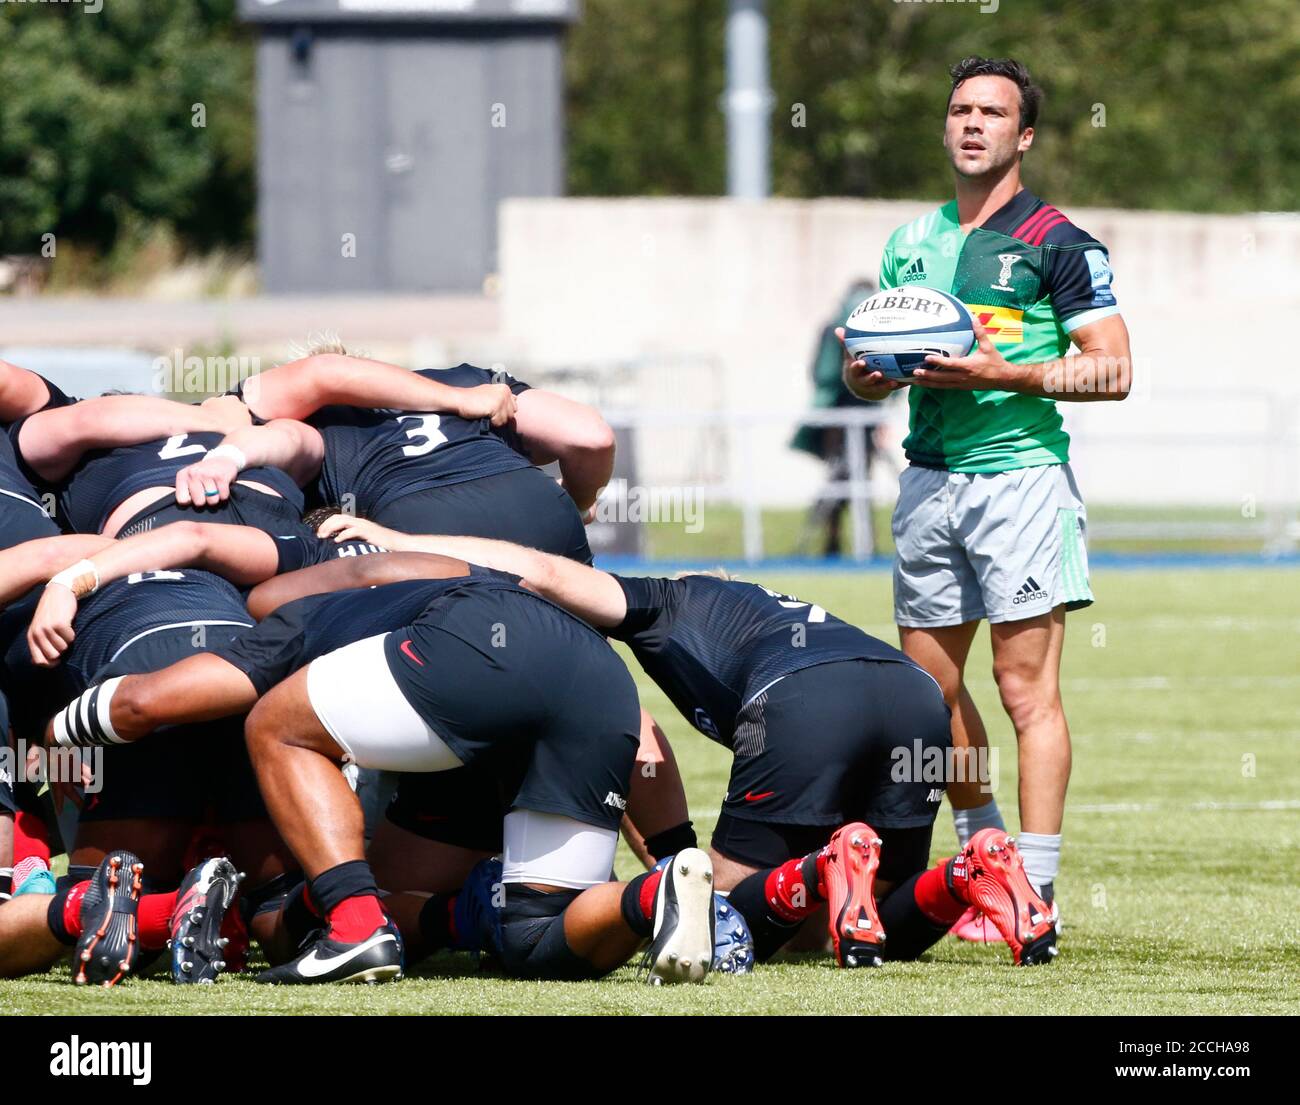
838,326,908,401
913,317,1025,391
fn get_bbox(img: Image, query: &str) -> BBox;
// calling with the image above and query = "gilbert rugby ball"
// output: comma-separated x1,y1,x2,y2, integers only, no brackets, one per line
843,286,976,380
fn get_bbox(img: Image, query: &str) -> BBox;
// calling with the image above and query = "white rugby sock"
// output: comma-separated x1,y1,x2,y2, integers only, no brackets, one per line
1016,832,1061,893
951,798,1005,848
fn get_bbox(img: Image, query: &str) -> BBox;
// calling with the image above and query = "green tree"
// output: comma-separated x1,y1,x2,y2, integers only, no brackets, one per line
0,0,254,258
566,0,728,196
568,0,1299,213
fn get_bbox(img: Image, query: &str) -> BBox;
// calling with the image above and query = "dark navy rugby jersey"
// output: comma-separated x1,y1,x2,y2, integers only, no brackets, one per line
0,433,58,548
53,432,304,534
0,591,67,740
307,364,534,517
212,565,515,695
0,372,78,429
609,574,919,748
63,569,253,692
0,373,76,539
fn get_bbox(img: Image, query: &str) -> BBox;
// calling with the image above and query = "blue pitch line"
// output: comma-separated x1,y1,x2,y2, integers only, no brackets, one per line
595,552,1300,574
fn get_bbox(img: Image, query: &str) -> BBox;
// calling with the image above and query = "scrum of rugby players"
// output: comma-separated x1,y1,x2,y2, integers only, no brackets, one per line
0,346,1055,990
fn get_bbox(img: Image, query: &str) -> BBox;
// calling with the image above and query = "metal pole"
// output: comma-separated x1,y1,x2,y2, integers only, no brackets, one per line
844,421,873,561
724,0,772,198
739,421,765,562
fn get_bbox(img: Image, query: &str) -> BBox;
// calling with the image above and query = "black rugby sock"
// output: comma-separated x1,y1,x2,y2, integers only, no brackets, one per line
417,892,457,953
642,821,697,863
877,872,953,961
726,867,811,962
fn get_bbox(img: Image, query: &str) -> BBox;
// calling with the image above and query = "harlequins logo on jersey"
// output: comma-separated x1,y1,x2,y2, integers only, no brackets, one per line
992,253,1023,290
899,256,927,283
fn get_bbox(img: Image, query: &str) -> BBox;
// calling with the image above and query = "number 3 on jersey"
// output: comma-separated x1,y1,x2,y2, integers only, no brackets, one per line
397,415,448,458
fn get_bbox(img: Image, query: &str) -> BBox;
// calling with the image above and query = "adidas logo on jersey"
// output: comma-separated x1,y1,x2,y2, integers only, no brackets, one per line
899,256,927,283
1012,576,1048,605
603,791,627,811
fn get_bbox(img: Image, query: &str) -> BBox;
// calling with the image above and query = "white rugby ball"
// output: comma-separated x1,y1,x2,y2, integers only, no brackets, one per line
843,286,975,380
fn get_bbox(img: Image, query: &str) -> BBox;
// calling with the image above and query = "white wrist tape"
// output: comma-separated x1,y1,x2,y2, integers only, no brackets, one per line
52,677,127,748
207,443,248,471
47,559,100,597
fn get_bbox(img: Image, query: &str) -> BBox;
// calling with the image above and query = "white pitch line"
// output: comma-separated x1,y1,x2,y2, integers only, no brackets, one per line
858,618,1300,635
688,798,1300,820
961,676,1300,692
1067,799,1300,814
1058,676,1299,691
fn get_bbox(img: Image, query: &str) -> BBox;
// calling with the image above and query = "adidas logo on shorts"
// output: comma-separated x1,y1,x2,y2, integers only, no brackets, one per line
1012,576,1048,605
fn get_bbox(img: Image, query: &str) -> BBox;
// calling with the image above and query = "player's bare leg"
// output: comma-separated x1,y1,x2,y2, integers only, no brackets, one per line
622,710,694,869
215,818,298,969
244,669,361,877
990,606,1069,895
72,819,193,886
708,848,758,894
547,881,644,971
501,843,716,984
900,622,997,814
368,822,487,893
368,826,498,963
245,670,403,983
0,811,12,902
0,893,65,977
902,622,1011,940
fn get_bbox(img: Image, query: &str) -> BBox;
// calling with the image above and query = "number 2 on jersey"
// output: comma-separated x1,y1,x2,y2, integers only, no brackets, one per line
158,435,208,460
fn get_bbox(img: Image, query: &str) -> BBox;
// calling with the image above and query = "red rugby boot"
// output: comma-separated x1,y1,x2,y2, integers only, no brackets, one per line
954,829,1057,965
823,822,885,968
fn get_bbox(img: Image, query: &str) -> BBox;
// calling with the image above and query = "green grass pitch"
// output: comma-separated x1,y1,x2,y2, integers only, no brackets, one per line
2,566,1297,1015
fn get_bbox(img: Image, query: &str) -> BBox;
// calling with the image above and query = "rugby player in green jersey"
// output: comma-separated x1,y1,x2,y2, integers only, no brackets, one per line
842,57,1133,945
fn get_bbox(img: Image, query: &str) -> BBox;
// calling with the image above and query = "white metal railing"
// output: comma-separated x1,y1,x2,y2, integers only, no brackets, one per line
597,403,1300,562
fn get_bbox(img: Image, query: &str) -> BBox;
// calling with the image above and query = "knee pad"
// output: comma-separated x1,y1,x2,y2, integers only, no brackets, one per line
499,885,604,981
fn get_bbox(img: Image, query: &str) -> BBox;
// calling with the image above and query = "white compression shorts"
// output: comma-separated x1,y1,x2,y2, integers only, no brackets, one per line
501,811,618,891
305,632,464,773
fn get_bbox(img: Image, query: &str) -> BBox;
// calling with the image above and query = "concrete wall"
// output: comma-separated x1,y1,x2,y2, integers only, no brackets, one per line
499,198,1300,508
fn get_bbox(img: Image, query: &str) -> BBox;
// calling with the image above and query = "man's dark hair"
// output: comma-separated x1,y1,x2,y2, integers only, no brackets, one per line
302,504,358,530
948,57,1042,131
